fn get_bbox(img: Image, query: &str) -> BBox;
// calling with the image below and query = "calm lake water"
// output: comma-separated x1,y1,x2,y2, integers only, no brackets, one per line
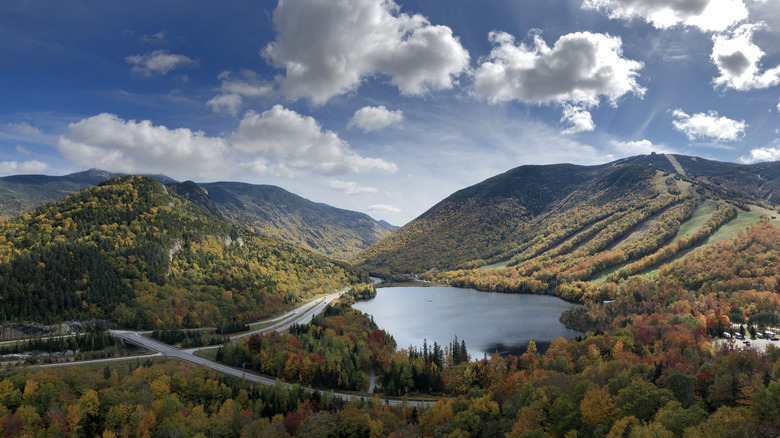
352,286,581,357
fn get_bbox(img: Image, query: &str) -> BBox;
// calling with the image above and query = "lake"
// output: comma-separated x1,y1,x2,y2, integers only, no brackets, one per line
352,286,581,357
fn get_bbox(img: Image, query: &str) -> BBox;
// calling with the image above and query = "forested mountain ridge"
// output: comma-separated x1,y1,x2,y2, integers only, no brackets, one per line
197,182,395,261
619,154,780,204
0,169,176,221
356,154,780,300
0,176,365,328
356,161,660,273
0,170,394,261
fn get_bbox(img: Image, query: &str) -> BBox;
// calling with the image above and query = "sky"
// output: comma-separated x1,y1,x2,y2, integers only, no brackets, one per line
1,0,780,225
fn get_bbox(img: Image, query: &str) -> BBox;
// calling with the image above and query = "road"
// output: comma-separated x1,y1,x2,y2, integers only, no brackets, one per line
110,279,434,408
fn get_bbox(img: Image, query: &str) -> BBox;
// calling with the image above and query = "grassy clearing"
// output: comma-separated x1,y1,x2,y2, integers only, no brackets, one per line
592,198,735,283
669,199,717,244
642,205,773,279
590,200,709,283
194,348,219,361
665,154,686,175
480,260,510,270
706,205,777,244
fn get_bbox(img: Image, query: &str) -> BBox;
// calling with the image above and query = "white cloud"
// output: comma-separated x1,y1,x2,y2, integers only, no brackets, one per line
474,31,644,108
263,0,469,105
368,204,402,214
58,109,398,180
328,180,378,195
777,98,780,113
0,160,50,175
140,31,167,44
207,70,274,116
711,23,780,91
231,105,398,175
57,113,229,179
582,0,748,32
15,145,30,154
560,106,596,134
739,140,780,163
671,109,747,141
125,50,198,76
219,70,274,97
206,94,243,117
348,106,404,132
612,139,673,155
7,122,41,135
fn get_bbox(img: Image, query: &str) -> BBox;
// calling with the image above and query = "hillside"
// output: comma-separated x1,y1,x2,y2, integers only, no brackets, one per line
619,154,780,204
196,181,394,261
357,154,780,299
0,170,394,261
0,169,175,220
356,161,661,273
0,176,365,328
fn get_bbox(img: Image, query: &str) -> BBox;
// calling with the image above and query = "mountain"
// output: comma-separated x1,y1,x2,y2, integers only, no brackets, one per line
618,154,780,203
0,169,176,220
195,181,395,261
0,176,365,328
0,170,393,261
378,220,399,232
356,154,779,293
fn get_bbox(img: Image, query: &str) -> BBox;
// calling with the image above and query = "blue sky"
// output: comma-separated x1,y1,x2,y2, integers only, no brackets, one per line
1,0,779,225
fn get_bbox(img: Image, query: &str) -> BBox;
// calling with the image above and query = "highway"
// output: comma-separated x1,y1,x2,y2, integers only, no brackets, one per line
109,280,435,408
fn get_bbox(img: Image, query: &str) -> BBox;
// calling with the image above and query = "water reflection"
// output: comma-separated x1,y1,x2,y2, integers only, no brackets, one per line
352,286,581,358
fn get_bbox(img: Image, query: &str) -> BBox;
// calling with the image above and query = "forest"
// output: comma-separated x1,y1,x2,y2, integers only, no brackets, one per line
4,159,780,436
4,219,780,436
0,176,365,329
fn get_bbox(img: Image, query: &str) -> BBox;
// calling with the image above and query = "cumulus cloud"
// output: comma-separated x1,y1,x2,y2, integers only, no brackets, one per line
612,139,673,155
671,109,746,141
58,113,229,179
263,0,469,105
711,23,780,91
58,108,397,180
125,50,198,76
474,30,644,108
207,70,274,116
560,106,596,134
739,140,780,163
582,0,748,32
0,160,49,175
348,106,404,132
328,180,378,195
231,105,398,175
368,204,402,214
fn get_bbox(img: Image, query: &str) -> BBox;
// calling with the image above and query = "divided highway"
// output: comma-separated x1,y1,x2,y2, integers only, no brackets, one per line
110,280,435,408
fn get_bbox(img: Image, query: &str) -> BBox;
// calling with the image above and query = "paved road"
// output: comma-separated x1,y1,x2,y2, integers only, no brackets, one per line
112,280,435,408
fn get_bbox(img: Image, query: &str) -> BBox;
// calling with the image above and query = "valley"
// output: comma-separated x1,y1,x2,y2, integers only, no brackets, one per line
2,154,780,436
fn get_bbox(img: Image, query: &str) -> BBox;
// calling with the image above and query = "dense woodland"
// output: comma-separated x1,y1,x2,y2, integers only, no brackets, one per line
356,164,662,274
0,176,365,328
4,219,780,436
219,304,395,392
197,182,394,261
4,156,780,436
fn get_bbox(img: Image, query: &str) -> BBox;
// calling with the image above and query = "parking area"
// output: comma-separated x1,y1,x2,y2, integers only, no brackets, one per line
715,337,780,354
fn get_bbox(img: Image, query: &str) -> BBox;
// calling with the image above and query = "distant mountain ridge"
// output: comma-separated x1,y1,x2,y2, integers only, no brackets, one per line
0,169,393,261
197,181,395,261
